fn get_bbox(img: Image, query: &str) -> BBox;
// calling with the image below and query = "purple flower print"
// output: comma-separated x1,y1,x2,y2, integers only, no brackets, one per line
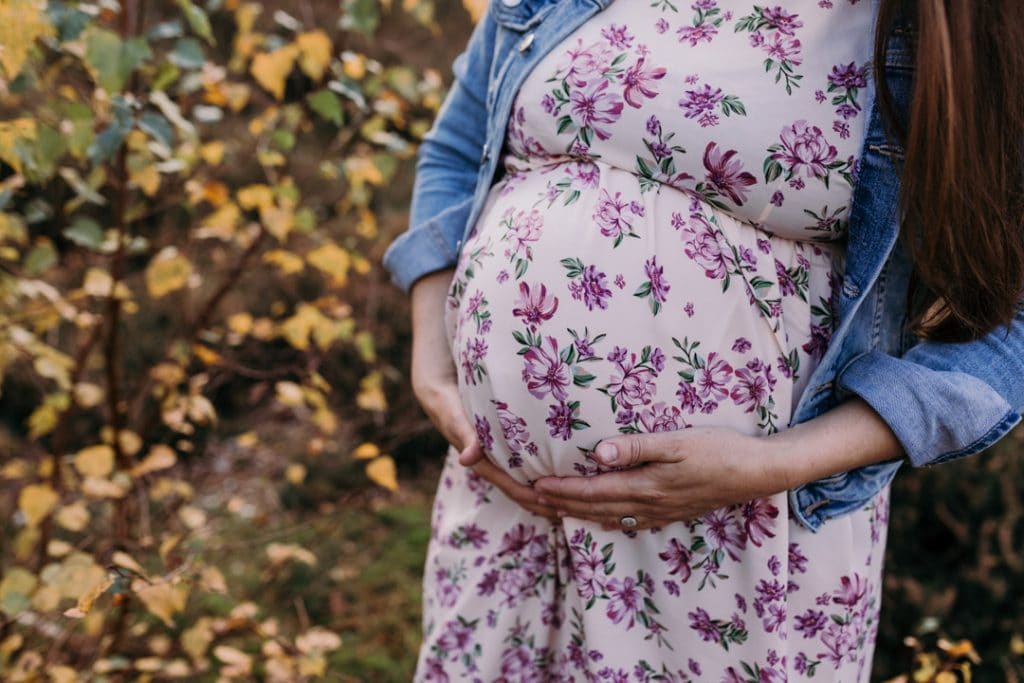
703,142,758,206
560,38,616,88
638,402,687,432
620,57,667,108
675,211,735,281
742,497,779,547
731,361,775,413
634,255,671,314
655,17,669,34
564,259,613,310
679,83,723,119
732,337,752,353
593,188,644,245
460,337,488,385
764,32,803,65
435,567,462,608
772,120,839,179
569,79,625,141
421,657,449,682
500,645,538,679
820,621,857,668
677,22,718,47
604,352,658,410
795,609,828,638
570,541,608,603
688,608,721,644
762,6,804,35
600,23,634,49
474,414,494,452
659,538,693,583
522,336,571,400
789,542,809,574
695,352,733,401
513,281,559,329
702,508,746,561
770,190,785,206
828,61,869,89
676,381,703,414
448,523,489,549
832,574,867,606
546,400,585,440
436,619,475,654
606,576,641,628
567,160,601,188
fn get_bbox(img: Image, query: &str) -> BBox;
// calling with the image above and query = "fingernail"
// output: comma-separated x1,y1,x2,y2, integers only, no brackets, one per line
537,497,549,505
595,441,618,465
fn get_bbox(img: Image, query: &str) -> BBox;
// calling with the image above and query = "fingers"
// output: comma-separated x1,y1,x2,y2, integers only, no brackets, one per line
470,459,559,520
592,431,688,468
533,470,651,504
419,381,475,453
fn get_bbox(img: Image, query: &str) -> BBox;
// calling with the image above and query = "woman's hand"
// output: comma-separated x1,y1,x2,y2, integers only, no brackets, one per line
532,398,905,530
532,427,787,531
410,269,557,520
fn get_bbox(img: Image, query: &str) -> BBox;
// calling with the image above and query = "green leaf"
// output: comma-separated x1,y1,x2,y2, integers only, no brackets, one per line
169,37,205,69
177,0,215,45
87,97,133,164
24,242,58,275
307,90,343,125
138,112,174,148
84,28,152,93
340,0,380,36
64,217,105,249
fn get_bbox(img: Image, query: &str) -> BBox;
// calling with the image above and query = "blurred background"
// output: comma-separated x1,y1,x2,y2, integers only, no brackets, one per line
0,0,1021,680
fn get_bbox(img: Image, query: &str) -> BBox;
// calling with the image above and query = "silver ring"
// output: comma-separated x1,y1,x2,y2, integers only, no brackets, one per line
619,515,638,529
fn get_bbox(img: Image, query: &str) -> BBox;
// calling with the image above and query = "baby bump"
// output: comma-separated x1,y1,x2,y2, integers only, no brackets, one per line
444,163,834,484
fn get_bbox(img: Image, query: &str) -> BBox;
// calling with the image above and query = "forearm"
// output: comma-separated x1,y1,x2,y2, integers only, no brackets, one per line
766,398,905,491
410,268,456,393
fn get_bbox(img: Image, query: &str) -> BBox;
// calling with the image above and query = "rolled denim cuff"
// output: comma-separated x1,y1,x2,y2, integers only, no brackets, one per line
836,350,1021,468
382,197,473,292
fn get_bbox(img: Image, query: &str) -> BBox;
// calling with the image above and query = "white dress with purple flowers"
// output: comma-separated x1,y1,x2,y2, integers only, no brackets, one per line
420,1,890,681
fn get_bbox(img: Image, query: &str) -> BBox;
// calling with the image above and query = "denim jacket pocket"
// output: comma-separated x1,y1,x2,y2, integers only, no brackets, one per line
490,0,558,32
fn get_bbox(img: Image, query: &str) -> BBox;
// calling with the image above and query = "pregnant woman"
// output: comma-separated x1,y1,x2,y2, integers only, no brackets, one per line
383,0,1024,679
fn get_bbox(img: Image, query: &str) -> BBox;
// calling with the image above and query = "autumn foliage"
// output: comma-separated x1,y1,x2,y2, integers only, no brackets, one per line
0,0,445,677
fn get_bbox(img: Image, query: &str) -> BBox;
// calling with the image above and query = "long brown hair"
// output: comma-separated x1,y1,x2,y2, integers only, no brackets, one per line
874,0,1024,342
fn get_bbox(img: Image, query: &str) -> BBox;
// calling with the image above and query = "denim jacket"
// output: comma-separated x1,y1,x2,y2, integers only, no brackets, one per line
382,0,1024,531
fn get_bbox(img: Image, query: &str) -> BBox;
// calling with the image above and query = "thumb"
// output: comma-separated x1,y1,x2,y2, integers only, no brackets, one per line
458,438,484,467
593,431,686,468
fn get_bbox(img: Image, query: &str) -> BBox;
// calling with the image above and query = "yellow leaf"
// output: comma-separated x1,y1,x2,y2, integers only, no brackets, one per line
72,382,104,408
197,202,240,241
352,442,379,460
236,431,259,447
237,183,274,211
193,343,221,365
129,163,161,197
296,31,332,81
133,580,189,628
1011,633,1024,656
227,311,253,335
131,444,177,477
182,617,215,661
266,542,317,566
295,627,342,654
344,156,384,187
365,455,398,492
55,502,90,532
179,505,207,529
213,645,253,675
0,118,36,174
285,463,306,485
200,566,227,593
74,444,115,478
259,204,294,242
306,242,350,288
0,0,54,80
263,249,305,274
356,371,387,412
81,476,129,499
18,483,58,527
341,52,365,80
0,567,38,617
146,247,193,298
111,551,148,578
250,44,300,100
46,666,79,683
200,140,226,165
275,381,305,407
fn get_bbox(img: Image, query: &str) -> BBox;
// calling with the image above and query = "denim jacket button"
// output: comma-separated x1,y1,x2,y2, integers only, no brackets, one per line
501,0,523,6
481,142,491,162
518,32,536,52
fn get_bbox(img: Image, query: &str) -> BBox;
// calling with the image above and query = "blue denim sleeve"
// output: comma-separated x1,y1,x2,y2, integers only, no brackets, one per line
836,307,1024,467
381,6,497,292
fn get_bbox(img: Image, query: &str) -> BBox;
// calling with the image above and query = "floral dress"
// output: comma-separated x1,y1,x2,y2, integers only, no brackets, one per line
421,1,891,681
